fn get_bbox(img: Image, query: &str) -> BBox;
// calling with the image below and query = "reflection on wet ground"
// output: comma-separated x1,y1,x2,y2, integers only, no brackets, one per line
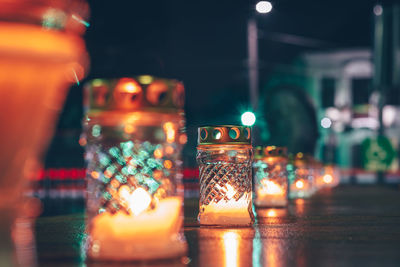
34,186,400,266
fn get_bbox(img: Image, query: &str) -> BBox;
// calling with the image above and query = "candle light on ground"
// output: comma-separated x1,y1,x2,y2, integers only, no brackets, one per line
89,195,187,260
255,180,287,207
199,194,253,225
289,179,313,199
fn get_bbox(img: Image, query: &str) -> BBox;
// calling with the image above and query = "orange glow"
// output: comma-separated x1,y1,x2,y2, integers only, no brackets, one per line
163,122,176,143
260,180,285,195
118,186,152,216
110,179,120,188
323,174,333,184
0,23,85,61
91,171,100,179
223,231,239,267
129,188,152,215
164,160,173,169
154,148,163,159
79,137,87,146
165,145,174,155
153,170,163,180
146,81,168,105
104,170,112,179
179,134,187,144
117,79,141,94
295,180,304,189
124,124,135,134
267,209,278,217
118,185,130,199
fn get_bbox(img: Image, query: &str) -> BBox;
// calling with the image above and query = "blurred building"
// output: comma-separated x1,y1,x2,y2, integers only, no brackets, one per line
302,49,399,177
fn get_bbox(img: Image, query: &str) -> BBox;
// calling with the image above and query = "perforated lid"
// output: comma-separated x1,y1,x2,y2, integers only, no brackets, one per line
197,125,251,145
84,76,184,113
254,146,288,159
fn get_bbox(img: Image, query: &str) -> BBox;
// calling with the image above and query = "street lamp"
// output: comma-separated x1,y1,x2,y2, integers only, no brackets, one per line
241,111,256,126
248,1,273,112
256,1,273,14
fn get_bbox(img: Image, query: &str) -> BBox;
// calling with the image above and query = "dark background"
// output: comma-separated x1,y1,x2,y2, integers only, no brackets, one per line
46,0,379,167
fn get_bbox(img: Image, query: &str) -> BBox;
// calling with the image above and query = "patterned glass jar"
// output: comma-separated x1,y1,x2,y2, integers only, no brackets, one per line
288,153,316,199
253,146,288,208
317,164,340,189
82,76,187,261
197,126,254,226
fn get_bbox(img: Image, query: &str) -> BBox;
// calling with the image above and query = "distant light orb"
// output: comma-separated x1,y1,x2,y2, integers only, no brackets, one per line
256,1,273,14
323,174,333,184
374,5,383,16
295,180,304,189
241,111,256,126
321,117,332,129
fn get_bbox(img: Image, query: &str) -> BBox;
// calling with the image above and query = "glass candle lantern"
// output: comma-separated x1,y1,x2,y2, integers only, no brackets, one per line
197,126,254,226
0,0,88,263
253,146,288,208
312,159,328,190
288,153,316,199
83,76,187,261
317,164,340,188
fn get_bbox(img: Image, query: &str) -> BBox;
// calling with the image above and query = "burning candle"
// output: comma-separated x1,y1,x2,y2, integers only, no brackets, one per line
288,153,316,199
253,146,288,208
197,126,254,226
89,194,185,260
83,77,187,261
316,164,340,189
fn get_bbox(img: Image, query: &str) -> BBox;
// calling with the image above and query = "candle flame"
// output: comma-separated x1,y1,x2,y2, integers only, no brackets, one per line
129,188,152,215
295,180,304,189
323,174,333,184
163,122,175,143
225,184,236,199
260,180,284,195
119,186,152,216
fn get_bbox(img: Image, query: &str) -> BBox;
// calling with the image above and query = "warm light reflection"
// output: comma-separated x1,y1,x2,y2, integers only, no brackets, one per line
259,180,285,196
198,229,254,267
124,124,135,134
154,148,163,159
323,174,333,184
163,122,176,143
295,180,305,189
118,187,152,216
223,231,239,267
266,209,277,217
225,184,236,199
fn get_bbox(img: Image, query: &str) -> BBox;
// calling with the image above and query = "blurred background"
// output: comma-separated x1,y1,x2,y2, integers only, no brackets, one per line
31,0,400,214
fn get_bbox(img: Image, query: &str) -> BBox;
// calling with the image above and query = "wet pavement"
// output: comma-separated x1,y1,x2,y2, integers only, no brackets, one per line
35,185,400,266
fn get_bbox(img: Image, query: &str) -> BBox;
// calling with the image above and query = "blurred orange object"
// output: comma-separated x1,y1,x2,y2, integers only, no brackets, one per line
0,0,88,264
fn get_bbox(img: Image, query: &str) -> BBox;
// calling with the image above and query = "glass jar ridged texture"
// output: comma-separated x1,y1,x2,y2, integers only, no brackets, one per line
82,77,187,261
197,126,254,226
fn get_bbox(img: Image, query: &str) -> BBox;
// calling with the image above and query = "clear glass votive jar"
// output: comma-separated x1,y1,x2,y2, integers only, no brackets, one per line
317,164,340,189
82,76,187,261
197,125,254,226
253,146,288,208
288,153,316,199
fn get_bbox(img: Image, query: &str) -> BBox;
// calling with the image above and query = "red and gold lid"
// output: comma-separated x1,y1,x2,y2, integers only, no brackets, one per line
84,76,185,114
254,146,287,159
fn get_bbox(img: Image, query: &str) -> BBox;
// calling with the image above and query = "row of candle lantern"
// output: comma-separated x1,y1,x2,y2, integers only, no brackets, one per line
196,126,340,226
81,76,340,261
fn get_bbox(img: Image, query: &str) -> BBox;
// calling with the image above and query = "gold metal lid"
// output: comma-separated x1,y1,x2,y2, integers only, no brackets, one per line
197,125,251,145
84,76,184,113
254,146,288,159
